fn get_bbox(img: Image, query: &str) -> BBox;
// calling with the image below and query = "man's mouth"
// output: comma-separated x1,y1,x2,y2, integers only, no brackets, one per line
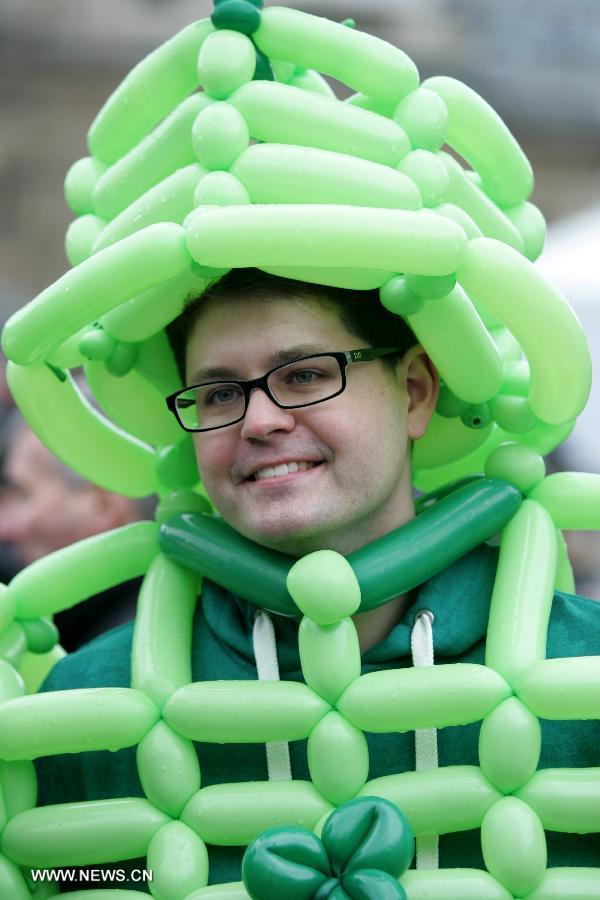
248,460,324,482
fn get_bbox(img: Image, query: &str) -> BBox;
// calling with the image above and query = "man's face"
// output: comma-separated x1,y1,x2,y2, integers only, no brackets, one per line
186,294,433,556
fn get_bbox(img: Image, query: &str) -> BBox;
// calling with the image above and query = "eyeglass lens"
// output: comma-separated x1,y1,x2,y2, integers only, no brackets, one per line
175,355,344,430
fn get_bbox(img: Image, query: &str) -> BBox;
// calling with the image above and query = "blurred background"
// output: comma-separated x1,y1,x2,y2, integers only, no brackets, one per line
1,0,600,606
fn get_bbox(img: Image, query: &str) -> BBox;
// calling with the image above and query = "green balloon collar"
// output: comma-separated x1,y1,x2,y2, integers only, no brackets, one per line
159,477,522,617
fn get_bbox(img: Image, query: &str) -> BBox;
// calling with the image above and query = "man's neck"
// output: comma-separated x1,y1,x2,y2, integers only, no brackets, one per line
351,591,414,654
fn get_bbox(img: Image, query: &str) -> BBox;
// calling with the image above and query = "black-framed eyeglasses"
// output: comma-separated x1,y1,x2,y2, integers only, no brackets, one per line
165,347,400,432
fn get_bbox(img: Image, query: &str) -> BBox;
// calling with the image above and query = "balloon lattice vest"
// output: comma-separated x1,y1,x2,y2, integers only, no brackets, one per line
0,2,599,898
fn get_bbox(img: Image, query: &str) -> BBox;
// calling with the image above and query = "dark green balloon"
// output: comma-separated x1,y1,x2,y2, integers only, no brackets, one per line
322,797,413,879
242,826,330,900
159,478,522,616
211,0,262,35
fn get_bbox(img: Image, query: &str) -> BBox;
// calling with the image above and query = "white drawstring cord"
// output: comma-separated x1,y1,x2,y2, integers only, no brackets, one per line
252,610,292,781
410,609,440,869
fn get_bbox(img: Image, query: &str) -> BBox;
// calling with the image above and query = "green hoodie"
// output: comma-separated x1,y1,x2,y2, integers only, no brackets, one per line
35,545,600,888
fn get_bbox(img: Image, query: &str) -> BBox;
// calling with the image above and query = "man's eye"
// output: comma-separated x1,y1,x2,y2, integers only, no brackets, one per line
289,369,321,385
205,386,242,406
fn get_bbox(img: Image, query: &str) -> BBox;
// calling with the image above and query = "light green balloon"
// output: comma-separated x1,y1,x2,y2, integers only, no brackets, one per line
0,854,31,900
555,528,576,594
490,394,537,434
503,201,546,261
2,799,169,867
393,87,449,151
407,284,502,404
132,554,199,708
255,7,419,105
529,473,600,530
198,30,256,100
0,688,158,760
516,768,600,833
180,782,332,846
484,443,545,494
412,412,492,470
186,204,468,273
0,660,25,703
92,94,211,221
438,152,523,251
288,68,336,98
485,500,556,684
287,551,361,624
380,276,424,315
307,711,368,805
88,19,213,164
194,170,250,207
0,586,15,635
137,722,200,819
481,797,547,898
64,156,107,215
0,623,27,669
298,617,360,705
261,264,391,290
433,202,483,240
102,266,206,343
424,76,533,206
397,149,449,207
65,214,106,265
457,238,591,426
338,664,510,733
164,681,330,743
231,143,422,209
84,360,181,447
94,163,205,251
10,522,158,619
7,365,158,497
147,821,209,899
479,697,541,793
524,868,600,900
345,91,396,117
230,81,410,167
401,870,512,900
192,102,250,171
514,657,600,720
183,885,248,900
3,223,190,365
0,760,37,819
361,766,500,836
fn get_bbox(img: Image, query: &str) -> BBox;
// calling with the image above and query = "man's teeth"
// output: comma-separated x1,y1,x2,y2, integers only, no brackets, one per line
254,461,316,480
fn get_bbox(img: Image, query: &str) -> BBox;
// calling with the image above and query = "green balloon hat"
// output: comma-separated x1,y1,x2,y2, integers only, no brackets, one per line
0,2,599,898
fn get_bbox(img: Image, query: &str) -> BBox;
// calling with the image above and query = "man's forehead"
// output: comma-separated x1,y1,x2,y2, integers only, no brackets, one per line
188,343,337,383
185,291,352,379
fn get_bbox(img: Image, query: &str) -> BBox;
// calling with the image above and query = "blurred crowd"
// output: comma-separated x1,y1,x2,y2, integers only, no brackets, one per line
0,356,149,651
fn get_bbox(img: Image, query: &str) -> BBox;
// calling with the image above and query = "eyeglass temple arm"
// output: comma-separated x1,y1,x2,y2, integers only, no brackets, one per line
346,347,399,363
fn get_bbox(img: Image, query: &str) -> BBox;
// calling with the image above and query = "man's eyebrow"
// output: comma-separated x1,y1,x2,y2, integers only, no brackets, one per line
189,345,329,383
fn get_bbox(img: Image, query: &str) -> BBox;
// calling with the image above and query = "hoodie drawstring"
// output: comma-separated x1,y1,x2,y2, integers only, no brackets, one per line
410,609,440,869
252,609,292,781
253,605,440,869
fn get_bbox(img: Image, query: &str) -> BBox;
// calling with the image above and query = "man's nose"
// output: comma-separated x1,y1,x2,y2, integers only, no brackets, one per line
240,387,295,440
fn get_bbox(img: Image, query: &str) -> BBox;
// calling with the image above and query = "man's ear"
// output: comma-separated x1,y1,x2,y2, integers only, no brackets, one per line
399,345,439,440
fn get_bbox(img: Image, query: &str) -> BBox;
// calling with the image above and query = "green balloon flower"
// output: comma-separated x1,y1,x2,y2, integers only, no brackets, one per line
242,796,414,900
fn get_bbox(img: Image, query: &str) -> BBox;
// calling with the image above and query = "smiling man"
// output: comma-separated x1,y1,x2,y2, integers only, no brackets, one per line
166,268,438,652
34,270,600,886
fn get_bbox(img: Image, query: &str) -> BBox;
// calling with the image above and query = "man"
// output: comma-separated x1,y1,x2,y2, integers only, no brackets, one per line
35,268,600,889
0,417,147,649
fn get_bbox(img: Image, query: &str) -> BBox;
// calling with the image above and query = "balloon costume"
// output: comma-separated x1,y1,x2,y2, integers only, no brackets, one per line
0,2,598,897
